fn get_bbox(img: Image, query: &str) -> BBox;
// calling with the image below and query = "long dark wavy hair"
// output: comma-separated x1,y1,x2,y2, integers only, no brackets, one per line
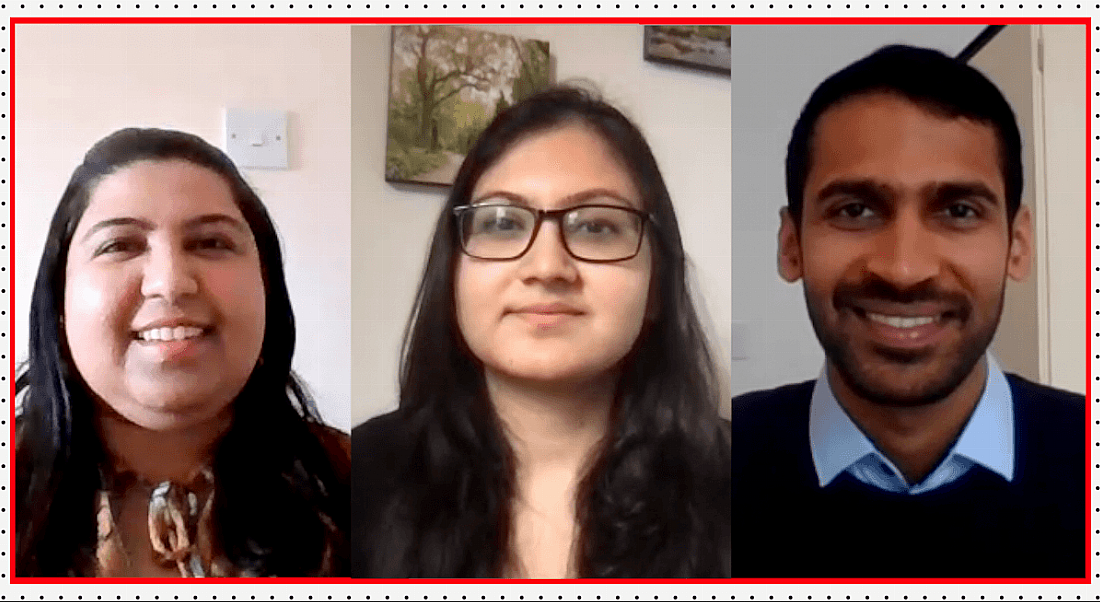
15,128,349,576
365,86,731,577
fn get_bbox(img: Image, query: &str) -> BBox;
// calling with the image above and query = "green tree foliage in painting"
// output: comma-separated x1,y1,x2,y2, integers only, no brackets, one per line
510,38,551,105
386,26,551,184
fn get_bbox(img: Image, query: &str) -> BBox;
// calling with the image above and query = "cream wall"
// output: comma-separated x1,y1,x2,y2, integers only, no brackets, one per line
1037,24,1087,393
351,25,733,426
14,24,353,430
971,25,1043,384
971,23,1088,394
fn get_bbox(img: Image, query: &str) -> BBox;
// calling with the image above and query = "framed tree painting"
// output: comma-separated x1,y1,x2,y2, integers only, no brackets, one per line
643,26,732,75
385,25,552,186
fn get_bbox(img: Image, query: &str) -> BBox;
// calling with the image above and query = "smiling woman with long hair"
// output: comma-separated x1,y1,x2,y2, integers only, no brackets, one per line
351,86,731,578
16,128,350,577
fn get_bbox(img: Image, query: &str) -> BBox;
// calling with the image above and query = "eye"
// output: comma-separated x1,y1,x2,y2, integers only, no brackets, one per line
469,207,530,237
481,216,523,232
575,219,618,235
837,203,873,219
187,235,237,253
94,238,144,257
944,203,980,220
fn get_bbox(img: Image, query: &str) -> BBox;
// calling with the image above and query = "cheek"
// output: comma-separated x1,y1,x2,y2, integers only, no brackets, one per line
589,262,651,342
957,255,1009,307
212,262,267,353
63,267,138,359
799,233,858,285
454,259,498,348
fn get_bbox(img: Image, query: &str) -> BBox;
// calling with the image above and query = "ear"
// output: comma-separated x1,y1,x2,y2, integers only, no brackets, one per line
777,207,803,283
1006,204,1033,282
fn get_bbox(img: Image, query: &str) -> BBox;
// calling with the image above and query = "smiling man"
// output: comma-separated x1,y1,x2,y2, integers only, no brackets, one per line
730,45,1085,578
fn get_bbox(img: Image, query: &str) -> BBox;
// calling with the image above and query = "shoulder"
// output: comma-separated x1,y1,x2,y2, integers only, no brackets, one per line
1005,373,1085,440
351,409,409,458
729,379,815,431
1005,373,1085,412
728,380,816,475
1004,374,1085,494
352,409,405,443
350,410,412,576
307,421,351,482
351,410,412,486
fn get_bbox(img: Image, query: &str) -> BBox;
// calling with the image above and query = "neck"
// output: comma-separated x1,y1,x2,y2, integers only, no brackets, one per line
486,371,615,475
96,404,232,483
828,356,988,485
486,371,615,579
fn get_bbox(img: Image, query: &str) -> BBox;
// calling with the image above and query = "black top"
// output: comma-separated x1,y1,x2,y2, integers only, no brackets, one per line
350,411,406,578
351,410,733,578
730,374,1086,578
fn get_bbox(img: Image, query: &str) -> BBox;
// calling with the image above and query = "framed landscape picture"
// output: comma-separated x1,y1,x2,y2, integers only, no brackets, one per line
643,25,732,75
385,25,552,186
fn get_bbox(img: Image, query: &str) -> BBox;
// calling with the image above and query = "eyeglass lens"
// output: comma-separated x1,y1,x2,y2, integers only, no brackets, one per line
459,205,644,261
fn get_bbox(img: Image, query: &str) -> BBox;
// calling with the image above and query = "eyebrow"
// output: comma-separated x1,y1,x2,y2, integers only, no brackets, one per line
80,213,250,244
813,179,1002,208
470,188,639,209
922,181,1001,207
813,179,895,206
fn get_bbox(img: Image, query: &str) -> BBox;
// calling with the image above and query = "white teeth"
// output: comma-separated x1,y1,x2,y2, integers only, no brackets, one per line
866,313,935,329
138,326,204,341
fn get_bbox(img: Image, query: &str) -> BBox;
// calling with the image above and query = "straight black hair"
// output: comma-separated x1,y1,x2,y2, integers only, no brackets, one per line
358,85,731,578
785,44,1023,225
16,128,348,576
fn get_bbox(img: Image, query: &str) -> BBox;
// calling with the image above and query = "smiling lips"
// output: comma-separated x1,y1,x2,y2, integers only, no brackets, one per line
865,312,936,329
132,321,213,361
852,307,954,347
136,325,206,342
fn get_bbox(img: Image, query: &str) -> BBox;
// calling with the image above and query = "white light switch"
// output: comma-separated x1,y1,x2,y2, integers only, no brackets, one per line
224,108,289,169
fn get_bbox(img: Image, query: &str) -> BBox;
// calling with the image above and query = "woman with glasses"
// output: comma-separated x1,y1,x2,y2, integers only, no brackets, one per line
351,86,730,578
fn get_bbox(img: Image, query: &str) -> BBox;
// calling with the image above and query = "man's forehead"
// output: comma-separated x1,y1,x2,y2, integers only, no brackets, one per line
804,92,1006,204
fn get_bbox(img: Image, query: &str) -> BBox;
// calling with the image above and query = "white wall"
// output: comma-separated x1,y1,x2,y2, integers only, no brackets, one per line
14,24,352,430
351,25,733,426
727,25,989,396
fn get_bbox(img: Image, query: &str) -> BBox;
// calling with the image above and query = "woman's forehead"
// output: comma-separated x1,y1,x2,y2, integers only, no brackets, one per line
78,159,245,229
471,124,641,210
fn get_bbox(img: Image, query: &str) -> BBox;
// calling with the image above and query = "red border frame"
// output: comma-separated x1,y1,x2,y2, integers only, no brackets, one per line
6,16,1093,586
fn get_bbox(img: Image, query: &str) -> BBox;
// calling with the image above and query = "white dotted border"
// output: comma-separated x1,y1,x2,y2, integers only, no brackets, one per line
2,12,1097,601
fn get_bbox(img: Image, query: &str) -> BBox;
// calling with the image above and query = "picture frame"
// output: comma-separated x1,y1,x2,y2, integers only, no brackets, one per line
643,25,732,75
385,25,552,186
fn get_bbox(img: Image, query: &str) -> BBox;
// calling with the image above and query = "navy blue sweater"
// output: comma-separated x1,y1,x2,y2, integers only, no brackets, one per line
730,374,1086,578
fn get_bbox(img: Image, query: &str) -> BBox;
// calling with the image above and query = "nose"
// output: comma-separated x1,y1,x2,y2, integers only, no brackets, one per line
864,209,940,289
517,220,580,285
140,243,200,302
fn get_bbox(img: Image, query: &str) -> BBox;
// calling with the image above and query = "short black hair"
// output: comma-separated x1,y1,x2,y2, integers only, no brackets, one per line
785,44,1023,225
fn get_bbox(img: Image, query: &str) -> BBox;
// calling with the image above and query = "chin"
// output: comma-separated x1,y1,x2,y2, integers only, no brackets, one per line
123,394,231,428
491,358,615,387
841,358,975,408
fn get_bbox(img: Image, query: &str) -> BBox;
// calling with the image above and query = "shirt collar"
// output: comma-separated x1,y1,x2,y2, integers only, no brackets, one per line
808,354,1015,489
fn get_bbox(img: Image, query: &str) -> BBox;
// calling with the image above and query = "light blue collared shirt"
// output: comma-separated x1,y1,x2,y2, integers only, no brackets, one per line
808,354,1015,494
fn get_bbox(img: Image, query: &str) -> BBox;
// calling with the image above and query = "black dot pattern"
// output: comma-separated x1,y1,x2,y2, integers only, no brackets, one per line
0,8,1097,602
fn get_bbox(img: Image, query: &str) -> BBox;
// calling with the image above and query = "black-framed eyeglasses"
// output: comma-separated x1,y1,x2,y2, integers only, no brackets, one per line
453,203,655,262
